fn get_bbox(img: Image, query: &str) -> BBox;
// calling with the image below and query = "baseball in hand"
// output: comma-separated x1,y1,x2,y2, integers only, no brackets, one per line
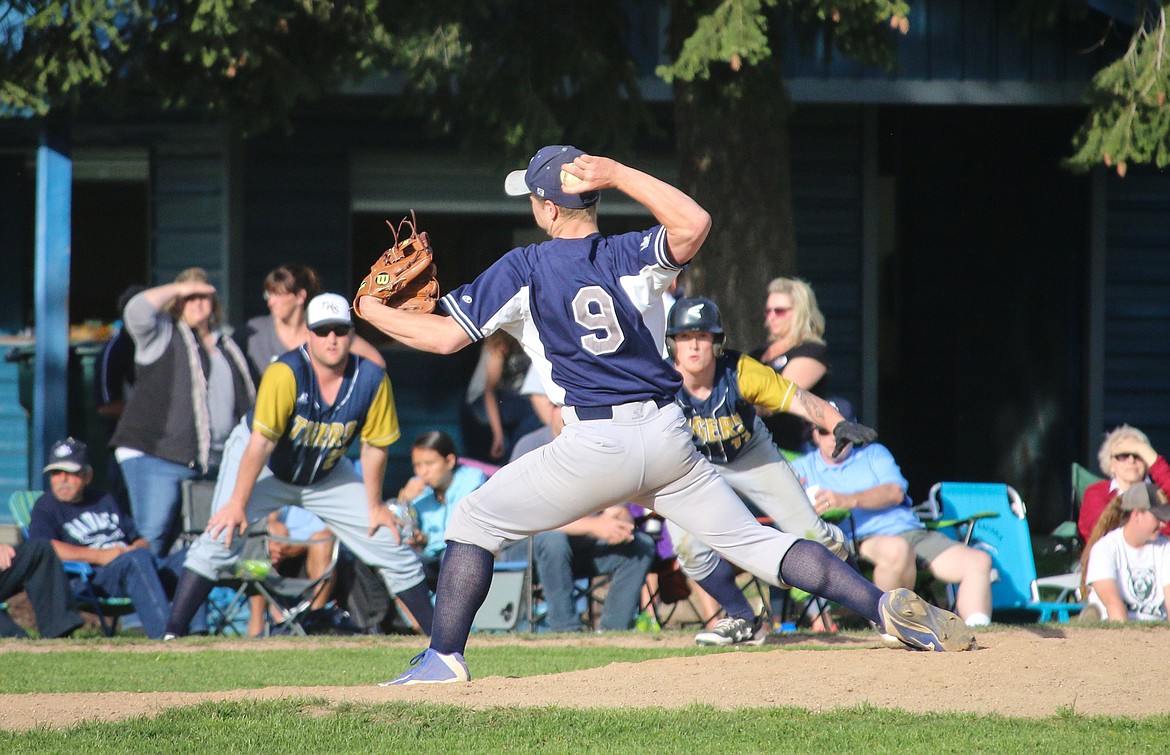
560,168,584,188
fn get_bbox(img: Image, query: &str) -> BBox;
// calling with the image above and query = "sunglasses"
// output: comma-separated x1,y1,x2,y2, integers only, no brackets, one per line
765,307,792,316
1113,452,1142,462
311,324,353,338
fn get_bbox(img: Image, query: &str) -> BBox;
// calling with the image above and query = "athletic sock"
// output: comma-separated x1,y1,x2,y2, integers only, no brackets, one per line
965,612,991,627
778,539,882,625
695,559,756,622
428,541,494,656
395,581,435,636
165,568,215,637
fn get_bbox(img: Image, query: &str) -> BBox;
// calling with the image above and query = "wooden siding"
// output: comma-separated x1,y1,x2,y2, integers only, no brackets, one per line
242,133,350,321
150,127,238,318
791,107,865,413
789,1,1112,104
1102,168,1170,448
0,358,30,522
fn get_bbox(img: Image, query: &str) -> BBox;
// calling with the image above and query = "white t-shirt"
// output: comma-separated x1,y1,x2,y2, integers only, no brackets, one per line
1085,529,1170,621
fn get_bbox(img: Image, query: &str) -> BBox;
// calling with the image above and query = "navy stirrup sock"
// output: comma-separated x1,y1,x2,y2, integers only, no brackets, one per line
778,539,883,625
429,542,494,655
165,569,215,637
695,559,756,622
395,582,435,636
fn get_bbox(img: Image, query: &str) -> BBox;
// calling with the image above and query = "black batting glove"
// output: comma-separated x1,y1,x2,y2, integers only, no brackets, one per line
832,420,878,459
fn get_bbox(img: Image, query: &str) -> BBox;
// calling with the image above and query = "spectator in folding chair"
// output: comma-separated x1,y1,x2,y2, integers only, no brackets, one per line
163,293,433,639
792,399,994,628
507,409,654,633
509,402,656,632
1079,483,1170,622
0,540,83,639
530,503,655,633
246,506,336,637
28,437,205,639
666,297,856,645
397,431,489,591
1077,425,1170,547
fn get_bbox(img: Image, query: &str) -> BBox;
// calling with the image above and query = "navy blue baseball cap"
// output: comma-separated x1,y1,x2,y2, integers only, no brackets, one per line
826,397,856,422
504,145,600,209
43,437,90,474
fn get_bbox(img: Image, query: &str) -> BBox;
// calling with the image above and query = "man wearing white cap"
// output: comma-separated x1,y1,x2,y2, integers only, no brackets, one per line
163,293,433,637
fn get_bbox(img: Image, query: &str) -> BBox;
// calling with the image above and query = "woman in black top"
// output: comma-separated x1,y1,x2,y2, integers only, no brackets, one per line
749,277,830,453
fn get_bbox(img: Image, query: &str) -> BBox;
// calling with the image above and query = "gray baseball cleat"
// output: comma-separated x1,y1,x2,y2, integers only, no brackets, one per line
694,615,766,647
878,588,977,652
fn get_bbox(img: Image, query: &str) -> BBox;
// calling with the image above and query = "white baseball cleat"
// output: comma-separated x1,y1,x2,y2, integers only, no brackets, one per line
379,649,471,685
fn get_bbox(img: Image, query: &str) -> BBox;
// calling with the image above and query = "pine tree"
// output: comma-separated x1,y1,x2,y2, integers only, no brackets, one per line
1066,3,1170,176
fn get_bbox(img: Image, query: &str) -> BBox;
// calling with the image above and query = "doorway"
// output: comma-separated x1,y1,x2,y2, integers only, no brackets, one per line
876,106,1090,529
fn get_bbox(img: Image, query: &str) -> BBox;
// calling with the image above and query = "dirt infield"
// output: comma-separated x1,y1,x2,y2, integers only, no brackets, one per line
1,625,1166,731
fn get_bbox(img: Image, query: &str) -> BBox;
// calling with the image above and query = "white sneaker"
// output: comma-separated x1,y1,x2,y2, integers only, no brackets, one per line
694,616,765,646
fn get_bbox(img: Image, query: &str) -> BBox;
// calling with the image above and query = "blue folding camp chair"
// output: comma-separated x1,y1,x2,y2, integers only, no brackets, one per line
931,482,1084,623
7,490,135,636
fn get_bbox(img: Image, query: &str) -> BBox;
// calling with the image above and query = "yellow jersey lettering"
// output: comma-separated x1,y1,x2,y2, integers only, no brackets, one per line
690,416,708,443
288,416,310,442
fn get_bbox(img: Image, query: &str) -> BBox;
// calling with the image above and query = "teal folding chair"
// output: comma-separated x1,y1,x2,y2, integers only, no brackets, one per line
7,490,135,636
931,482,1084,623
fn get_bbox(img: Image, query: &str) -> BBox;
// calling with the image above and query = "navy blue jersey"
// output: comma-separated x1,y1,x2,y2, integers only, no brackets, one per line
247,347,400,486
441,226,683,407
674,350,757,464
674,349,798,464
29,488,140,549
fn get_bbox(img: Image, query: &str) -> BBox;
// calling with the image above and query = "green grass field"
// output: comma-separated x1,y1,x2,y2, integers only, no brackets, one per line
2,635,1167,753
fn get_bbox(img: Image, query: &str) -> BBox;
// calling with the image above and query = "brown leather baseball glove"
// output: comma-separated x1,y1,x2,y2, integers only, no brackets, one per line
353,211,440,316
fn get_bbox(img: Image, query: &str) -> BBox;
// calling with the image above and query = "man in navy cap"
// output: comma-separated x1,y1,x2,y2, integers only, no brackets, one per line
28,437,202,638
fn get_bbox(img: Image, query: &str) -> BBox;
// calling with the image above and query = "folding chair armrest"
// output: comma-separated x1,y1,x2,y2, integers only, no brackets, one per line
926,511,999,530
820,508,850,524
62,560,95,578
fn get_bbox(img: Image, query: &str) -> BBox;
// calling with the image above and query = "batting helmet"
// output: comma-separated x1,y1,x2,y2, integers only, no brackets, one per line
666,297,725,359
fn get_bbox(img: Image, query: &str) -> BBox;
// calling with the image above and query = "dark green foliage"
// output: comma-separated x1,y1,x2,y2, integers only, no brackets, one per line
1,0,392,132
1066,2,1170,175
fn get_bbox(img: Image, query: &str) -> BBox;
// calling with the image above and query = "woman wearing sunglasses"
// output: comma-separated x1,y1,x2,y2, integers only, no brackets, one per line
1077,425,1170,545
749,277,829,453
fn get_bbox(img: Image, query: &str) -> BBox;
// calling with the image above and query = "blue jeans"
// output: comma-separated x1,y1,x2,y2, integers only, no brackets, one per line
119,453,199,556
533,530,655,632
89,549,207,638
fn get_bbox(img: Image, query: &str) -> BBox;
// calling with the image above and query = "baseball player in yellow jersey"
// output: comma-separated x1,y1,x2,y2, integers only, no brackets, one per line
667,297,857,645
162,294,434,637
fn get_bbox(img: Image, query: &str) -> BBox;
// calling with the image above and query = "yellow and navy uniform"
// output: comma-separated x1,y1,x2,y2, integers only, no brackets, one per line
248,346,400,486
675,349,797,464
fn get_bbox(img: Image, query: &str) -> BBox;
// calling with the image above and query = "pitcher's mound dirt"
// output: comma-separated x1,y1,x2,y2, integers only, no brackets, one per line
1,626,1162,731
